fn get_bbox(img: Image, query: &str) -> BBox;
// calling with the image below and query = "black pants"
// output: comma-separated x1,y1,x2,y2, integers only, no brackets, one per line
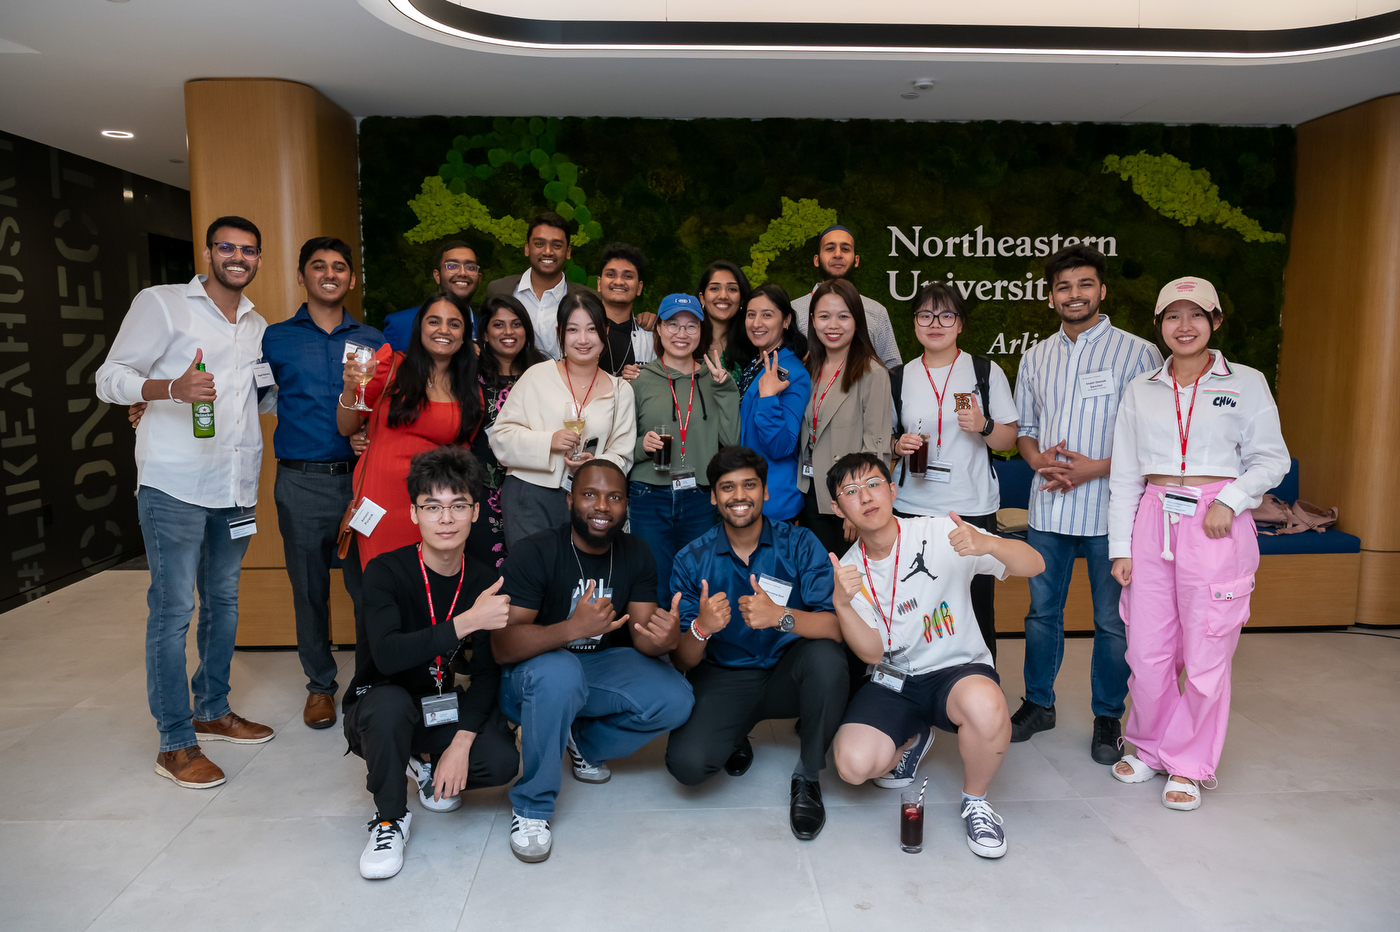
895,509,999,663
344,685,520,820
665,638,849,785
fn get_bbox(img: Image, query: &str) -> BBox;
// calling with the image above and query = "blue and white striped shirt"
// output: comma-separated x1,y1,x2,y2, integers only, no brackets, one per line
1013,315,1162,537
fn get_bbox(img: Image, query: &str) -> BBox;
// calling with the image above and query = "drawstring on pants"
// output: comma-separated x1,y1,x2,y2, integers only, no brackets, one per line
1157,492,1178,562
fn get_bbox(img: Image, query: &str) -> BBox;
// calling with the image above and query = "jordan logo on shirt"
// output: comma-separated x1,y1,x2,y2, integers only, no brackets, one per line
901,541,937,584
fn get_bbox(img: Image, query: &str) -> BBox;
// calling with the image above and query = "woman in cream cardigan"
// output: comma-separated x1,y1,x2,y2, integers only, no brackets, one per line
490,291,637,548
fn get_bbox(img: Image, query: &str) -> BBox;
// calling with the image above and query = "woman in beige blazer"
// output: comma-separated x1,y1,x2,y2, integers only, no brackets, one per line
797,278,891,555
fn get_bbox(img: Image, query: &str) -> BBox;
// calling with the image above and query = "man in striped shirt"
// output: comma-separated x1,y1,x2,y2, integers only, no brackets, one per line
1011,245,1162,765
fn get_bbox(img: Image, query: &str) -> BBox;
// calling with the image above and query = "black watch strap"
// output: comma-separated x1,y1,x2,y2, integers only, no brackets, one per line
980,417,995,437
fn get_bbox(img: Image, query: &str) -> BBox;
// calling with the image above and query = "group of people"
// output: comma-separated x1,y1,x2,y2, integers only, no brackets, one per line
95,211,1288,881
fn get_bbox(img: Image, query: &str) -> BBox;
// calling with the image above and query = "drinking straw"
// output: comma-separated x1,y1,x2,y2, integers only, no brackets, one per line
918,776,928,808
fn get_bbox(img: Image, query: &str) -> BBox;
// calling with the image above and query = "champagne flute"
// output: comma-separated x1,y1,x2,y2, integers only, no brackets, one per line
345,342,377,412
563,402,586,464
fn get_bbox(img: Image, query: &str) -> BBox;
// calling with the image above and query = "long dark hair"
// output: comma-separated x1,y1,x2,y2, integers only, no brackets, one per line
696,260,752,314
728,282,808,371
555,290,609,361
386,292,482,443
806,279,882,391
477,294,545,387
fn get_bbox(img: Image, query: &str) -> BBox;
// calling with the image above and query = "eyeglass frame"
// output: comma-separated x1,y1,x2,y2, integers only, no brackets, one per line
662,319,701,335
413,501,477,519
837,476,890,498
443,260,480,273
212,242,262,259
914,309,961,328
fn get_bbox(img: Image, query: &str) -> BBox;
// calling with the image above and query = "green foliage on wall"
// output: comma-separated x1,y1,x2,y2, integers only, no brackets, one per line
359,116,1294,385
1103,152,1287,244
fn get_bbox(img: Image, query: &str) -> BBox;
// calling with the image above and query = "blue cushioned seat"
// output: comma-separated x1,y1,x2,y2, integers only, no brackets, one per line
1256,529,1360,555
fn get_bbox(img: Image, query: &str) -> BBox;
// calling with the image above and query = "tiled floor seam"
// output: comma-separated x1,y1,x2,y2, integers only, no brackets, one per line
454,811,504,931
80,809,206,932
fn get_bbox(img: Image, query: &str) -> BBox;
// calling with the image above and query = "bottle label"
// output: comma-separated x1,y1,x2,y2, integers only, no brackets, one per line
194,404,214,430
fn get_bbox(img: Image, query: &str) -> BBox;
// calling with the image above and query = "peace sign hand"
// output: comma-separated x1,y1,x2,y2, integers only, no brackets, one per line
757,350,789,398
703,349,729,385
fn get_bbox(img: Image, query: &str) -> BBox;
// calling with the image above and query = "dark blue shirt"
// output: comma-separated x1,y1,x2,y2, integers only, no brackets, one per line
671,516,834,670
261,305,385,462
383,304,480,352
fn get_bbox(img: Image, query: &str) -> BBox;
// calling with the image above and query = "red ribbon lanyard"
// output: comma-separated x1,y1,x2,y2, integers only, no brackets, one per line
921,349,961,458
810,362,844,444
565,363,602,415
1171,359,1207,476
417,544,466,692
667,361,697,463
859,521,902,651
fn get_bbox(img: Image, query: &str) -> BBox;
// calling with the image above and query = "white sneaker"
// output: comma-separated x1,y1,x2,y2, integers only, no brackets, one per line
566,732,611,784
510,813,552,863
359,811,411,879
407,757,462,812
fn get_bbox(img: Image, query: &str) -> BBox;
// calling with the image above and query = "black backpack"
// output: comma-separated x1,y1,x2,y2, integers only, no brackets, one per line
890,354,995,487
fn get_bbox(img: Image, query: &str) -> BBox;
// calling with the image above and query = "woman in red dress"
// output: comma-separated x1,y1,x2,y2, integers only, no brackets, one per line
337,293,482,569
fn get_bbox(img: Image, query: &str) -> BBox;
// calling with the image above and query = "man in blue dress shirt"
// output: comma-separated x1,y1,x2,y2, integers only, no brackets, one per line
381,239,481,350
665,446,847,840
262,237,385,729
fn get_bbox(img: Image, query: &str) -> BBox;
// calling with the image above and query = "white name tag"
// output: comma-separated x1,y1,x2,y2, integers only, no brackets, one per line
1078,370,1115,398
872,662,907,693
671,469,697,492
420,692,459,727
757,573,793,607
1162,489,1201,516
252,362,275,388
561,473,572,492
925,462,953,483
228,512,257,539
348,497,387,535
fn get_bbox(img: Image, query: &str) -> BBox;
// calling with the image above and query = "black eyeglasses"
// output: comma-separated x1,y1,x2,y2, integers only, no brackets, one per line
213,242,261,258
914,310,960,328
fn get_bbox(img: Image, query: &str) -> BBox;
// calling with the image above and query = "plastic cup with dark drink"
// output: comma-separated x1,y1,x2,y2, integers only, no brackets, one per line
653,425,673,471
909,434,931,475
900,789,924,853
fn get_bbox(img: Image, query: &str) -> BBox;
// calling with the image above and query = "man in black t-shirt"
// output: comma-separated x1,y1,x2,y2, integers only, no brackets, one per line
344,446,519,880
495,459,693,863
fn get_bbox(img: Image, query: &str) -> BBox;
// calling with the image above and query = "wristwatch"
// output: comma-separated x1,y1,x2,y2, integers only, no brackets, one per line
777,610,796,633
980,416,995,437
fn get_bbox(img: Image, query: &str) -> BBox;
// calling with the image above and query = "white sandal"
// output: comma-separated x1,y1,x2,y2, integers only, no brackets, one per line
1111,754,1163,784
1162,777,1202,811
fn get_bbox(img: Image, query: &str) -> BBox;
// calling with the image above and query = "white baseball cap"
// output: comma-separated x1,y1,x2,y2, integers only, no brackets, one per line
1155,276,1220,317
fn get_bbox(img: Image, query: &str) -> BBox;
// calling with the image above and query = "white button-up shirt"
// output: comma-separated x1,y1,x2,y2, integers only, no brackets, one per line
1107,350,1289,558
95,276,267,509
514,269,570,360
1014,315,1162,537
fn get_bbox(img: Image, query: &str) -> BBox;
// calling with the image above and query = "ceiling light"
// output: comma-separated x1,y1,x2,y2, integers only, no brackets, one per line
101,130,134,139
901,91,920,100
912,78,936,91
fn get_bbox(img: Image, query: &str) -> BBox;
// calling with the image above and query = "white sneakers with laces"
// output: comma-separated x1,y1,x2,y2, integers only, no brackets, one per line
407,756,462,812
566,732,611,784
359,811,412,879
510,813,553,863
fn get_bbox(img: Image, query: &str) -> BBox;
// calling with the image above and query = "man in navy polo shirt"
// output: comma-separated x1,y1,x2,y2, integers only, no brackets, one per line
262,237,385,729
665,446,847,840
382,239,481,350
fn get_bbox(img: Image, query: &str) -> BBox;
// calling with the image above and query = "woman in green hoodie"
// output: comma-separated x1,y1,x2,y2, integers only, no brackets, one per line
630,292,741,605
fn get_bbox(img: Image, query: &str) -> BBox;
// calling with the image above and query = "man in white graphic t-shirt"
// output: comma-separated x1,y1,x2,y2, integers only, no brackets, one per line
825,452,1044,859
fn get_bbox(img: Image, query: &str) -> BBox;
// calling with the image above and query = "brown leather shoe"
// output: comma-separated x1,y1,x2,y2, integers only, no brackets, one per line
303,692,336,729
193,712,274,745
155,746,226,789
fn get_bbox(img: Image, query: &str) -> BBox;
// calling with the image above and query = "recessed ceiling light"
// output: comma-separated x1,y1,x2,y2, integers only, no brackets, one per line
912,78,936,91
101,130,134,139
900,92,920,100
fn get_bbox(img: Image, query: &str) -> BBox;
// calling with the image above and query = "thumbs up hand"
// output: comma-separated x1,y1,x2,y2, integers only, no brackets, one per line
739,574,782,629
830,552,865,608
455,576,511,638
695,579,731,638
947,511,993,557
171,349,215,403
957,391,985,433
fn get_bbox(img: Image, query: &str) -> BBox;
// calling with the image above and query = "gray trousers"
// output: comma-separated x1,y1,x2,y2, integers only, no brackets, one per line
501,475,569,550
273,464,364,695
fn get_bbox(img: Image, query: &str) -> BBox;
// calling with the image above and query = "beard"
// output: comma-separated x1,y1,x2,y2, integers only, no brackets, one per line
820,263,855,283
571,510,622,549
209,259,254,291
719,501,760,530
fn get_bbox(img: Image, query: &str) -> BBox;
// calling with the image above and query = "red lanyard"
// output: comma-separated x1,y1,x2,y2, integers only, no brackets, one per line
859,521,902,651
417,544,465,692
667,362,697,463
1171,359,1207,476
921,349,960,457
565,363,602,414
810,362,844,443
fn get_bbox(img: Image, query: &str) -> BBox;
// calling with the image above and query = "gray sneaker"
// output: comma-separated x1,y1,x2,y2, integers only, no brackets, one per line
566,732,611,783
961,798,1007,858
874,728,934,788
510,813,552,863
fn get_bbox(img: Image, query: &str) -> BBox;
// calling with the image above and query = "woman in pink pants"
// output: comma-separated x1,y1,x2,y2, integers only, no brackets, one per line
1106,277,1288,811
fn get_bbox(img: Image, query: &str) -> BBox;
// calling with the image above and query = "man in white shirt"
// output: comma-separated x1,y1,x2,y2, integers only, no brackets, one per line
791,225,903,370
95,216,276,790
485,211,595,360
1011,244,1162,765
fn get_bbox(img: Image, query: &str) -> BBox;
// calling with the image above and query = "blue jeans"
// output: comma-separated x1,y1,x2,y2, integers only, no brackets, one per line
498,647,694,819
137,486,253,752
627,481,717,604
1022,528,1128,719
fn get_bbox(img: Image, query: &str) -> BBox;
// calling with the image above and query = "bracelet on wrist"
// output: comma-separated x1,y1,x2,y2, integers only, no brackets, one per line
168,380,186,405
690,622,710,642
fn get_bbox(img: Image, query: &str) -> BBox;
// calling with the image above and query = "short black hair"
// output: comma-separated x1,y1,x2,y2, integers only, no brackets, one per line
433,239,476,267
825,452,891,502
406,445,486,505
297,236,353,273
707,446,768,489
527,211,574,241
599,242,646,282
556,290,608,353
205,216,261,250
573,458,629,490
1044,243,1106,288
911,281,969,323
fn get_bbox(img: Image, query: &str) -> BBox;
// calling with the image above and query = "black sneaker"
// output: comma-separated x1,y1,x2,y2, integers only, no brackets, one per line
789,777,826,840
1009,698,1055,743
1091,716,1122,765
724,736,754,776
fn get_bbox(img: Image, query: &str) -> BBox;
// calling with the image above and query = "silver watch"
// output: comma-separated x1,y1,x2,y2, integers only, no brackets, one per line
777,610,796,633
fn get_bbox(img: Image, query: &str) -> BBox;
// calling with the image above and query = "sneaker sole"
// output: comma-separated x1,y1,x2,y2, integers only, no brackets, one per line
154,763,225,789
1008,724,1053,743
571,769,610,784
418,792,463,812
359,859,404,880
967,835,1008,858
873,733,935,788
194,731,274,745
510,844,552,863
304,717,335,730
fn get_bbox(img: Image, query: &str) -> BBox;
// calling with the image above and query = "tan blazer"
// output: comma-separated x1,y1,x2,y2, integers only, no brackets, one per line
797,363,892,514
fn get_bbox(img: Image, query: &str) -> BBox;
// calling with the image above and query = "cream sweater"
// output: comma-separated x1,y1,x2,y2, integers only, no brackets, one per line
489,359,637,489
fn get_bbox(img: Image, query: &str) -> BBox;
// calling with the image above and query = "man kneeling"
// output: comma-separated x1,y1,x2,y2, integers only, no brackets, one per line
828,453,1044,858
665,446,846,840
344,446,520,880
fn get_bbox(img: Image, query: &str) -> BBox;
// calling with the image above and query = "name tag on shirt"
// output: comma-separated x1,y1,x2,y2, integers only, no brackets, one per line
872,662,908,693
228,511,257,539
1078,370,1115,398
1162,489,1201,516
252,362,275,388
925,462,953,483
757,573,793,607
671,469,697,492
421,692,458,727
348,497,387,535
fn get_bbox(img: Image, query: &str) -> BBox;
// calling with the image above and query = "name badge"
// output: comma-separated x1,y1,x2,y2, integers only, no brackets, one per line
420,692,459,727
671,468,697,492
757,573,793,607
925,462,953,483
1162,488,1201,516
228,511,257,539
1078,370,1115,398
872,662,908,693
561,472,572,492
801,443,814,478
348,497,387,535
252,362,275,388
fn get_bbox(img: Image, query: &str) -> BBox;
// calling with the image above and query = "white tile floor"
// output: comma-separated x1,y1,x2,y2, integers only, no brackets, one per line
3,572,1398,931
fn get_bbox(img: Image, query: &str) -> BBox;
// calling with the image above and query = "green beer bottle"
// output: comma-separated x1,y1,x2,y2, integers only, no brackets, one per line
192,363,215,438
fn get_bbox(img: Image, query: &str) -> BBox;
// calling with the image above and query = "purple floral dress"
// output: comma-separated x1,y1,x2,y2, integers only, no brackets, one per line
466,373,517,569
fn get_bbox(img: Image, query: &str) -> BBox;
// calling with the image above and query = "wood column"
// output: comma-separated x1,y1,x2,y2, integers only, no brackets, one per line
1277,94,1400,627
184,78,362,645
